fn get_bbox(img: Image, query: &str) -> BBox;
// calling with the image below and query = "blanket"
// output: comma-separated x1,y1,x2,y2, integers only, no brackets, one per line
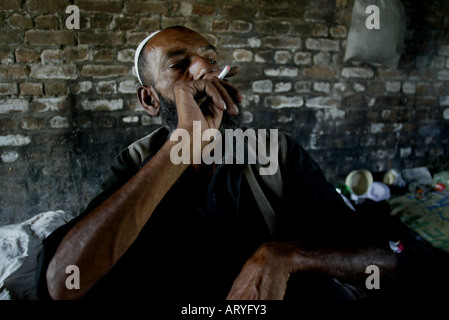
0,210,75,300
389,192,449,254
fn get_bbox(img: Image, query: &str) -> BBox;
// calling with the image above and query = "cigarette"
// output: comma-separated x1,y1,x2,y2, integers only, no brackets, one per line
217,65,231,79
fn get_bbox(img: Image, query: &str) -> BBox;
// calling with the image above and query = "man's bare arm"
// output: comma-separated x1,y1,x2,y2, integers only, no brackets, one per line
46,139,189,300
227,241,397,300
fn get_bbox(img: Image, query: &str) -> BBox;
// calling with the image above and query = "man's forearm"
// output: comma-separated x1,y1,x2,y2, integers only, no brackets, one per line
284,242,397,282
227,241,397,300
46,139,189,300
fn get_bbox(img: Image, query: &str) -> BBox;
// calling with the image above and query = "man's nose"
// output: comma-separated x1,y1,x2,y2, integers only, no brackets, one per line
189,55,218,80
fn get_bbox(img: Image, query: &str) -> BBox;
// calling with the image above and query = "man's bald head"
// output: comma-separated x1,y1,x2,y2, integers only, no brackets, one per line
136,26,212,86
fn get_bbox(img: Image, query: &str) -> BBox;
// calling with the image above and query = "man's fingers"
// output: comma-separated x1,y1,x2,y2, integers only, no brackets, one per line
211,79,239,115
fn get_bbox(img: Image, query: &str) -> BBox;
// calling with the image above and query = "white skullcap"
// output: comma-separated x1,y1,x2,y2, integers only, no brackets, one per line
134,30,161,85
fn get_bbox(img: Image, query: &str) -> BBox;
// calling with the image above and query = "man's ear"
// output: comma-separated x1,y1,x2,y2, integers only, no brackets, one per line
137,85,160,116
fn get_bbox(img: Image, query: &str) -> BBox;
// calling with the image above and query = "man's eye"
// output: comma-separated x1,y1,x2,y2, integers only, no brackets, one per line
210,60,217,65
170,60,188,69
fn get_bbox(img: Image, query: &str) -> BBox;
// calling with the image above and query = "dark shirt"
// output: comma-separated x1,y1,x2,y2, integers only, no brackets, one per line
36,131,384,300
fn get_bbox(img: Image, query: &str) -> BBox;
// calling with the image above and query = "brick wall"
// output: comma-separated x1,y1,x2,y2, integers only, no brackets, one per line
1,0,448,226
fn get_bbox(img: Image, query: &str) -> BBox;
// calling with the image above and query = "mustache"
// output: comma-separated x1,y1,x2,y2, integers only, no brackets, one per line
156,91,243,134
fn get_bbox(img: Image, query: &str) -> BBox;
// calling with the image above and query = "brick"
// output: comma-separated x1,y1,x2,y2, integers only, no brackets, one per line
34,15,59,29
49,116,70,129
124,1,167,14
41,49,63,64
276,114,293,123
370,123,384,134
0,65,28,80
341,67,374,79
437,69,449,80
96,80,117,94
21,118,44,130
78,32,124,45
31,97,67,112
231,20,252,33
0,83,18,95
25,31,75,46
30,65,77,79
385,81,401,93
173,2,192,16
381,110,398,121
93,49,115,62
294,81,311,93
76,0,122,13
293,52,312,65
122,116,139,124
161,17,185,29
117,49,135,62
90,13,113,29
0,119,17,131
211,19,230,32
255,51,272,63
239,94,260,108
72,81,92,94
0,0,22,10
313,82,330,93
192,3,215,15
221,36,261,48
27,0,69,11
0,50,14,64
274,51,291,65
0,135,31,147
440,96,449,106
255,21,291,35
20,82,43,96
81,65,129,78
139,17,160,30
252,80,272,93
0,99,29,113
265,96,304,109
305,96,340,109
45,82,68,96
303,66,336,78
126,32,150,46
64,47,88,62
305,38,339,52
1,151,19,163
312,24,328,37
232,49,253,62
81,99,123,111
220,4,257,18
378,68,405,79
333,82,348,93
313,51,330,65
353,83,365,92
264,67,298,77
262,36,301,49
330,25,347,38
274,82,292,93
0,31,22,44
10,14,33,29
402,82,416,94
399,147,412,158
114,16,136,30
15,47,40,63
142,114,162,126
118,80,138,94
416,82,432,95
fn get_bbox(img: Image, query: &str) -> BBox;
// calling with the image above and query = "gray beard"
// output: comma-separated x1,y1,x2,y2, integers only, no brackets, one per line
157,91,243,136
